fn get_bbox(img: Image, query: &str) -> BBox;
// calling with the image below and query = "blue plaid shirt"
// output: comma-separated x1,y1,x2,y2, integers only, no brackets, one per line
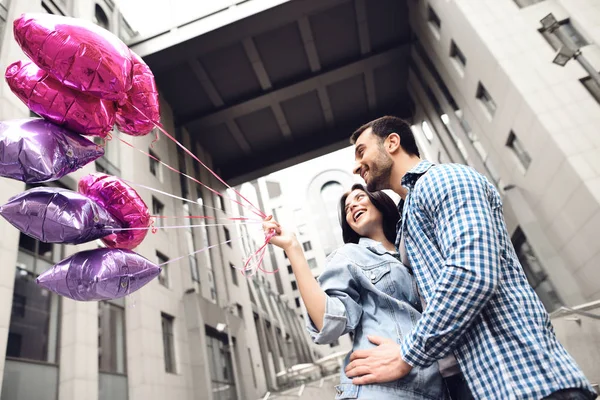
397,160,595,400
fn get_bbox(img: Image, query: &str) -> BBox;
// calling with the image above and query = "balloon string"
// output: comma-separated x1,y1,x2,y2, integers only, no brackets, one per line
121,103,273,274
111,221,261,231
118,138,263,219
158,232,269,278
124,100,267,219
151,215,257,221
123,179,258,221
157,238,232,267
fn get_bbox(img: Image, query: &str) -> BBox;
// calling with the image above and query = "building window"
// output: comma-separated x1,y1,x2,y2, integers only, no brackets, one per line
161,313,176,373
476,82,496,117
208,271,217,302
513,0,544,8
197,190,216,299
94,4,110,30
450,40,467,73
98,300,127,374
215,195,225,212
506,131,532,170
287,265,293,274
295,297,301,308
581,75,600,104
149,149,161,179
291,281,298,291
230,263,238,286
206,327,237,399
421,121,434,142
427,5,441,36
183,204,200,283
307,258,318,270
539,19,588,51
512,227,562,311
248,349,257,388
9,235,60,364
302,242,312,252
157,252,169,287
152,197,164,228
224,227,231,246
297,224,308,235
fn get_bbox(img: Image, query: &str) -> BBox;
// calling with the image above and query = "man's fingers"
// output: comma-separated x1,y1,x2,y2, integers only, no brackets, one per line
344,359,366,374
352,374,377,386
345,366,372,378
349,349,370,362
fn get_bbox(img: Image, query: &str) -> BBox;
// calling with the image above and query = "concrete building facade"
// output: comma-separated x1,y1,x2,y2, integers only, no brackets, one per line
408,0,600,312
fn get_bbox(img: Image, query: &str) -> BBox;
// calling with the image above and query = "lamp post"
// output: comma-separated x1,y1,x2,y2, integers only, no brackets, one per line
217,304,242,400
540,13,600,86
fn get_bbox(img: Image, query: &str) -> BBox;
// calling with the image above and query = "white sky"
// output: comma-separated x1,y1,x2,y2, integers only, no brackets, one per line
268,145,361,209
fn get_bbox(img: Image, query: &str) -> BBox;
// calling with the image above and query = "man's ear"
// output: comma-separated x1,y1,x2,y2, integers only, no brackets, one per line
385,133,401,154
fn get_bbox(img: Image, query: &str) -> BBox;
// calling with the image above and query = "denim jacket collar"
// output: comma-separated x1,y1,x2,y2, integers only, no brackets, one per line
358,237,398,257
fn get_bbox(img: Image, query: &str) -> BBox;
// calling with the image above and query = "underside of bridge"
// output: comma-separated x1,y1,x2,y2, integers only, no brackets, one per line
139,0,413,185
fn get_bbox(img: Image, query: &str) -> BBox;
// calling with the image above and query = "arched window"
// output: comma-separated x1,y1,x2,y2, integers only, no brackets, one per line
94,4,110,30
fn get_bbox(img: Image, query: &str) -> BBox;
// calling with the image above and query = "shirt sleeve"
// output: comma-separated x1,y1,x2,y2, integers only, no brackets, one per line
401,169,501,367
306,250,363,345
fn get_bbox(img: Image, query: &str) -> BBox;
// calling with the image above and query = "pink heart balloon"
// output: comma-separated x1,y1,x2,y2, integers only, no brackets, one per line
6,60,116,137
14,13,133,102
78,173,151,250
115,52,160,136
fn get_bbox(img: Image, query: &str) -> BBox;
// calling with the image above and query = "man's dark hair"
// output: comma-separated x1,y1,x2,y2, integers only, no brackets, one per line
350,116,420,157
339,184,399,245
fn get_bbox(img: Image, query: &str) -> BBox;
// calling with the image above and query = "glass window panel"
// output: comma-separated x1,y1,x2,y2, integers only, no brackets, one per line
99,372,127,400
156,252,169,287
98,302,126,374
10,246,59,364
1,359,58,400
161,314,176,373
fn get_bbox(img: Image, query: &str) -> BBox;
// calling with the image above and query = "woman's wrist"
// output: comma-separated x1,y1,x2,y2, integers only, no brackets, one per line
284,238,301,254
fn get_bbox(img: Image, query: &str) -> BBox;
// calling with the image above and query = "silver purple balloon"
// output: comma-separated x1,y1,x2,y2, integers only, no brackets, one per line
37,248,161,301
0,187,121,244
0,118,104,183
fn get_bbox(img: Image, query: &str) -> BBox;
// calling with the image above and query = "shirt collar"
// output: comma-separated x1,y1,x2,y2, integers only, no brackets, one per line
401,160,435,190
358,237,398,257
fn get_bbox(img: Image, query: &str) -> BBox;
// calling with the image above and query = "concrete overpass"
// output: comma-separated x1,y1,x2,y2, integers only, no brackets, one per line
130,0,413,185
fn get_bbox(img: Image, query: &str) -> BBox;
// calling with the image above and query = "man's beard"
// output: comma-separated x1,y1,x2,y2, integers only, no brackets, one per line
366,151,393,192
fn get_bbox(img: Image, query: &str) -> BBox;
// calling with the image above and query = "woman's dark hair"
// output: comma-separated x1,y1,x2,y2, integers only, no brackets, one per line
339,184,400,244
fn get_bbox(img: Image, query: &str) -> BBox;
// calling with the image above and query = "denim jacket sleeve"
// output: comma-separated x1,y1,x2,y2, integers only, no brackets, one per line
306,249,362,344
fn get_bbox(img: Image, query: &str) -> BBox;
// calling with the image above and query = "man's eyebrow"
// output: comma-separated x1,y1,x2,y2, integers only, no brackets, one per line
355,144,364,156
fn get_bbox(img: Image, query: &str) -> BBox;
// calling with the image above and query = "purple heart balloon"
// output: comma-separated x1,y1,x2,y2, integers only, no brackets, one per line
37,248,161,301
0,118,104,183
0,187,121,244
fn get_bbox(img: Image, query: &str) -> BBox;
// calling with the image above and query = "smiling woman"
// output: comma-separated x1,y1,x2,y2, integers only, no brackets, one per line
263,184,447,400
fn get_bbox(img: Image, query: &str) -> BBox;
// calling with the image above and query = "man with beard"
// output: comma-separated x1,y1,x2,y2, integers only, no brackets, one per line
343,116,596,400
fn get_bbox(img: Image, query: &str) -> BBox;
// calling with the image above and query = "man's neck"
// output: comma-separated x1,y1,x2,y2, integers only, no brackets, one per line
390,156,421,199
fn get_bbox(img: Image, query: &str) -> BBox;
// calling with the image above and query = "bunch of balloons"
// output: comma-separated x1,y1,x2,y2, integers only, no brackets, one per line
0,13,162,301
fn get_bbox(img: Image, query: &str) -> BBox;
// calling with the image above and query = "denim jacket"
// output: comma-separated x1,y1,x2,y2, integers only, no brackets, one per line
306,238,446,400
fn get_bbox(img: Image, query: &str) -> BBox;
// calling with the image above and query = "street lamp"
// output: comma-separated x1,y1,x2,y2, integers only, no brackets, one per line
539,13,600,85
